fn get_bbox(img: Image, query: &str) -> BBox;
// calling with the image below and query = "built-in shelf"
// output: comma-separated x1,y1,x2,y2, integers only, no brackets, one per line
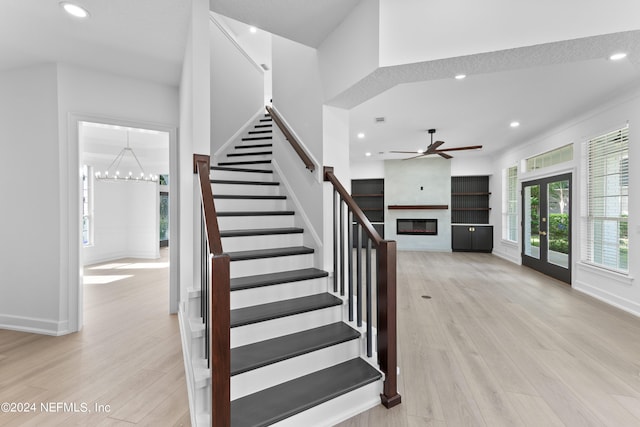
351,179,385,247
451,176,490,224
388,205,449,210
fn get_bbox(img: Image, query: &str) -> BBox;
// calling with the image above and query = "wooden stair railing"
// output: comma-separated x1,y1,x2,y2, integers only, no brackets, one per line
265,105,315,172
194,154,231,427
323,166,402,409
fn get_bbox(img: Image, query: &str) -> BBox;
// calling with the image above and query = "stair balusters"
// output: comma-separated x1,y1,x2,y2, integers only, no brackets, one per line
324,167,402,409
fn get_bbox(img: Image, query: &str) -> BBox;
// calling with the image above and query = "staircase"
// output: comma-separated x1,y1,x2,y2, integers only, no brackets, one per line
183,114,385,427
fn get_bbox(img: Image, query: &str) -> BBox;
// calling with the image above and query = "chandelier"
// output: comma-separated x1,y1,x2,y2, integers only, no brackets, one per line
94,131,158,182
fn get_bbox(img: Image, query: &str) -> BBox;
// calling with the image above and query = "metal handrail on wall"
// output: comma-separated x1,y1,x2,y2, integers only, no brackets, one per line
323,166,402,409
193,154,231,427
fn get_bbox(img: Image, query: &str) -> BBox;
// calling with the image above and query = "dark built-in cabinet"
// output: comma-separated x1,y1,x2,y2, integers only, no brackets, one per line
451,176,493,252
351,179,384,247
451,225,493,252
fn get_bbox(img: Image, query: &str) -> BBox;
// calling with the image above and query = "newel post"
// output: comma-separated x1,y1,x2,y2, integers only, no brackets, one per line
210,253,231,427
377,240,401,408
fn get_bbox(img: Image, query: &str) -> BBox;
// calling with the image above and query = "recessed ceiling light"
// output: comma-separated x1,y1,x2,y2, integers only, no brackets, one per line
609,52,627,61
454,74,466,80
60,2,90,18
365,152,372,157
357,132,365,139
510,121,520,128
249,26,258,34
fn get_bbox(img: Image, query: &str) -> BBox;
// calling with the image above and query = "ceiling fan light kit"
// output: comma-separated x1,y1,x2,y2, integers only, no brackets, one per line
390,128,483,159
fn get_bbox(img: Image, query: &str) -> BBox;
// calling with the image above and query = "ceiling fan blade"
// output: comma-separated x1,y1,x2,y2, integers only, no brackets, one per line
438,152,453,159
435,145,483,152
426,140,445,152
402,153,428,160
390,150,426,154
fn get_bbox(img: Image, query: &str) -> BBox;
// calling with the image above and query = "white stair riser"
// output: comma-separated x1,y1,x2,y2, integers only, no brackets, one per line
230,253,314,278
222,233,303,253
217,215,294,230
231,305,342,348
210,170,274,182
231,340,360,400
211,183,280,196
214,198,287,211
231,277,327,310
224,153,272,162
271,379,383,427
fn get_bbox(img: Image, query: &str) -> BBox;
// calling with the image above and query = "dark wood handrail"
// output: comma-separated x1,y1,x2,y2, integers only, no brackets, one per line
266,105,316,172
194,154,223,254
324,167,382,246
193,154,231,427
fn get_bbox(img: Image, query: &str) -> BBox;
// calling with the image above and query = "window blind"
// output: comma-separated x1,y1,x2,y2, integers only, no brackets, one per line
503,165,518,242
583,126,629,272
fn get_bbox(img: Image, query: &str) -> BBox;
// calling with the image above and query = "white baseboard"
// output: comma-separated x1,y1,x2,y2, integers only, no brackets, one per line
492,249,521,265
178,308,199,427
573,281,640,318
0,313,70,336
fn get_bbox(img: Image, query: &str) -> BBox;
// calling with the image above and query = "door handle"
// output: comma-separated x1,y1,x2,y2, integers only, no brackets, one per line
539,231,547,236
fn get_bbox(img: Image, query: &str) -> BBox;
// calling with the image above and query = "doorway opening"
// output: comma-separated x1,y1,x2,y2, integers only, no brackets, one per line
522,173,572,283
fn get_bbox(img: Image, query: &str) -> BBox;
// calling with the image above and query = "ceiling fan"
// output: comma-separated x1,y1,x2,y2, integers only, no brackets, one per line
390,129,482,159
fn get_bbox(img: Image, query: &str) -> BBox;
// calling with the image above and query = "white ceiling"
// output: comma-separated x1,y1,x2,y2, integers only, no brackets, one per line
209,0,361,48
0,0,191,85
3,1,639,166
81,123,169,175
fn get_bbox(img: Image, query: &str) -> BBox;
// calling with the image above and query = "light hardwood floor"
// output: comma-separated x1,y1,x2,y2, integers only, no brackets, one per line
337,251,640,427
0,248,190,426
2,251,640,427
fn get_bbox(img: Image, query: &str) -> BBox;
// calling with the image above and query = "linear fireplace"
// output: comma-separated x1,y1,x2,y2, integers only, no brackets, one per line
397,218,438,235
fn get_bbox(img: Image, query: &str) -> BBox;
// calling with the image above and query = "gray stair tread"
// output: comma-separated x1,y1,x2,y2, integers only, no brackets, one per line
235,143,273,149
230,293,342,328
228,151,272,157
241,136,272,141
220,227,303,238
231,358,381,427
214,194,286,200
210,179,279,186
217,211,294,217
230,268,328,291
231,322,360,376
218,160,272,166
226,246,313,261
211,166,273,174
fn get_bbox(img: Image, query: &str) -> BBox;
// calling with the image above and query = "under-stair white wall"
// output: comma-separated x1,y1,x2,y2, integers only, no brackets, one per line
209,14,264,154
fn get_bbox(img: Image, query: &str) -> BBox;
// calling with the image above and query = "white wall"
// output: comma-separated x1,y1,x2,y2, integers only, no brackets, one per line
179,0,211,308
209,15,264,154
271,36,325,244
318,0,380,103
491,86,640,316
84,182,159,265
0,64,63,334
384,158,451,251
378,0,640,66
350,160,385,179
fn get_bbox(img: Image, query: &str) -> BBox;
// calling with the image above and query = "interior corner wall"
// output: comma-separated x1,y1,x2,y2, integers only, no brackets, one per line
209,17,264,154
0,64,62,334
84,182,159,265
490,87,640,316
318,0,380,103
385,158,452,251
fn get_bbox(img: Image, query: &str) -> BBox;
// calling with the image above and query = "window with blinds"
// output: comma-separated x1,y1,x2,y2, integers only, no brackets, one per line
583,126,629,272
503,165,518,242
